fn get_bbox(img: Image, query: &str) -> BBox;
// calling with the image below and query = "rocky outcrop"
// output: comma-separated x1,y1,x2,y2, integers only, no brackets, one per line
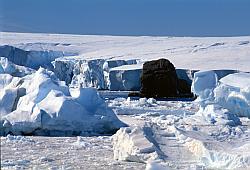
140,59,179,98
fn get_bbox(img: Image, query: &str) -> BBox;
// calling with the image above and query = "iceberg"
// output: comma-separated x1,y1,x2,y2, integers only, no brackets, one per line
0,68,125,136
214,73,250,118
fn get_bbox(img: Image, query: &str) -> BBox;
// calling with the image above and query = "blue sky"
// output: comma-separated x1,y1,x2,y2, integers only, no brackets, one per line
0,0,250,36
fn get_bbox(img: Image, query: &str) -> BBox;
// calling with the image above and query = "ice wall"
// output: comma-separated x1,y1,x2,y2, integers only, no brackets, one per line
54,58,138,90
0,45,75,70
109,65,142,91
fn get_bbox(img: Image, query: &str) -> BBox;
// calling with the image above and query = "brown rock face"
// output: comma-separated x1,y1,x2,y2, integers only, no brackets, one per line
140,58,178,98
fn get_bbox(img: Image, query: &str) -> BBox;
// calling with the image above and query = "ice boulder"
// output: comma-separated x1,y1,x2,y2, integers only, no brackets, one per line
15,68,70,114
191,70,244,125
1,88,125,136
70,88,105,112
214,73,250,118
196,104,241,126
112,125,162,163
0,75,25,116
191,71,218,106
37,89,125,135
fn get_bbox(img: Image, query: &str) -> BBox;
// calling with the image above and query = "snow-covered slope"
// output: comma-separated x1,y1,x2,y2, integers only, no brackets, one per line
1,32,250,72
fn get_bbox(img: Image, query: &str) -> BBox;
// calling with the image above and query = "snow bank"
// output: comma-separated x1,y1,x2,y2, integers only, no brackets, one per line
112,125,161,163
0,68,125,136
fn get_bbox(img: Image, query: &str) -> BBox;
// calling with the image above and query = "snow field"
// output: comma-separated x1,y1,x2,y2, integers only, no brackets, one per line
0,32,250,169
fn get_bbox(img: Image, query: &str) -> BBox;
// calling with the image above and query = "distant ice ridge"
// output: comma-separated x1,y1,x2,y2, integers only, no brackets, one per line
54,57,138,90
0,45,76,70
54,56,240,92
0,68,125,136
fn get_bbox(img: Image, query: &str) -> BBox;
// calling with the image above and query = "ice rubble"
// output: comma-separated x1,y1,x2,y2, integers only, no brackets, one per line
214,73,250,118
191,70,250,125
153,70,250,169
0,57,34,77
112,125,161,163
184,135,250,169
0,68,125,136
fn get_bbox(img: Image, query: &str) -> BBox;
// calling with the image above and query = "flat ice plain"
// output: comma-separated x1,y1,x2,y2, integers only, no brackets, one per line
1,32,250,170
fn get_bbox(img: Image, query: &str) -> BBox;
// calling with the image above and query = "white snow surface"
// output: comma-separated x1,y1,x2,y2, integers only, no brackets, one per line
220,72,250,89
1,32,250,169
1,32,250,72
